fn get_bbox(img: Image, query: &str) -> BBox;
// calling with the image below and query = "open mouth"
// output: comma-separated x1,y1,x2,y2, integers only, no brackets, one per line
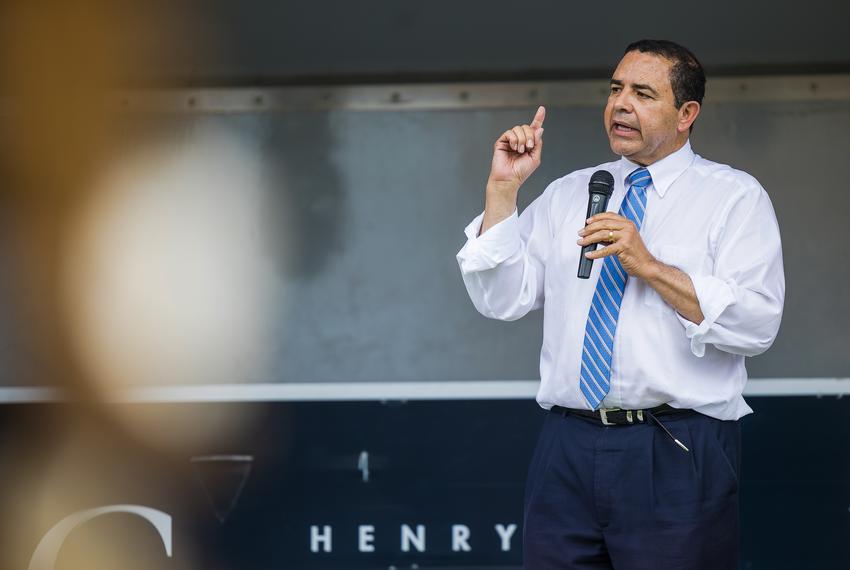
612,121,639,135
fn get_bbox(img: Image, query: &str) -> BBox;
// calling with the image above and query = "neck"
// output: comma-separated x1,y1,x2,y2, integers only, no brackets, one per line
632,136,689,167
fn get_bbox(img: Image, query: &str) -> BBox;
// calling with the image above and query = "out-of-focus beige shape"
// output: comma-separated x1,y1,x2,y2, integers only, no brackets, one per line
62,125,284,448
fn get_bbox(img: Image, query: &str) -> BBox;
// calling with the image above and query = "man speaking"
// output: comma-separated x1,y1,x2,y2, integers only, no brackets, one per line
456,40,785,569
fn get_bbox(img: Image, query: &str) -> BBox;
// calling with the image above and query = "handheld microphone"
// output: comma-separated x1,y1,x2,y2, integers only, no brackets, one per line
577,170,615,279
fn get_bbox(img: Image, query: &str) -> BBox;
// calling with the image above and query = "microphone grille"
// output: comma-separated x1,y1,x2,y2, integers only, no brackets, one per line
589,170,615,196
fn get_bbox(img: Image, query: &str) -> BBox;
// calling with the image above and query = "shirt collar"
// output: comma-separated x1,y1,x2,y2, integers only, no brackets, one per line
618,139,695,198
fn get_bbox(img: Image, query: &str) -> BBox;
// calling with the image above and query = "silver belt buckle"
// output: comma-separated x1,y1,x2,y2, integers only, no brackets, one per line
599,407,620,426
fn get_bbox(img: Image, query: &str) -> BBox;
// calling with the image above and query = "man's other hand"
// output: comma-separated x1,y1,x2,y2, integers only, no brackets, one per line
577,212,658,279
487,106,546,194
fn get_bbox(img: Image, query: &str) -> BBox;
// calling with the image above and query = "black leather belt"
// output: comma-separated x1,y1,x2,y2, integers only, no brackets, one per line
551,403,696,426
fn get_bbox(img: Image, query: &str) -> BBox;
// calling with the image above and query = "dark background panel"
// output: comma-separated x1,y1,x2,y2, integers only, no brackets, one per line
0,398,847,568
24,0,850,85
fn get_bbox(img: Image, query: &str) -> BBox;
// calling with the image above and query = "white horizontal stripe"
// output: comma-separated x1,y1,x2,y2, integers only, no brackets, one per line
0,379,849,403
741,378,850,396
0,387,63,403
190,455,253,462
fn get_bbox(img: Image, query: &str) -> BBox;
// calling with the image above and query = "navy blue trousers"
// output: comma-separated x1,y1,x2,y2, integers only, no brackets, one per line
523,409,741,569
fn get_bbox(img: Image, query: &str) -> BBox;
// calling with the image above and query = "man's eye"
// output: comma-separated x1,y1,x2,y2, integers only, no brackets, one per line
637,92,650,99
610,86,621,94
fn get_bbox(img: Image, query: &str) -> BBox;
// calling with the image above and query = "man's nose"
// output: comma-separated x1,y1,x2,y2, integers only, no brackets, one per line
614,89,634,113
613,91,633,113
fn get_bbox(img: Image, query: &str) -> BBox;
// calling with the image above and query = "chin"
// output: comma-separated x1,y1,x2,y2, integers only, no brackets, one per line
609,139,638,158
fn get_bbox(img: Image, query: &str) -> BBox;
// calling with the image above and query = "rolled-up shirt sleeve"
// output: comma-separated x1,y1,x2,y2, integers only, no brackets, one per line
456,186,554,321
674,184,785,357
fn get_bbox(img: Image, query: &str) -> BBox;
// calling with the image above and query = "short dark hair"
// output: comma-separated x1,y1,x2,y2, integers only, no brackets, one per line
625,39,705,110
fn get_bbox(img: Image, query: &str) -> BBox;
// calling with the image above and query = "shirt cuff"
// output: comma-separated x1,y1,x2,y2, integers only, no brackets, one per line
675,274,737,357
456,210,521,273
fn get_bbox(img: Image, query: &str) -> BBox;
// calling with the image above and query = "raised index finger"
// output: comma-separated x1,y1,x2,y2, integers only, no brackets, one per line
530,105,546,128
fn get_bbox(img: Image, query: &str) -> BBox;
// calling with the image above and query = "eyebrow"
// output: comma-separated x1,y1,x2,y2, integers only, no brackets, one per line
610,79,660,97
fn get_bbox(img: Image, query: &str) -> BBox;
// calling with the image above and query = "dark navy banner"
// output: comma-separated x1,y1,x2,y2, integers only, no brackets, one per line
1,398,848,569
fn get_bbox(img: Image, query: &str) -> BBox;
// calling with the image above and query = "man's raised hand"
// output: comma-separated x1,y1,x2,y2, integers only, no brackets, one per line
488,106,546,193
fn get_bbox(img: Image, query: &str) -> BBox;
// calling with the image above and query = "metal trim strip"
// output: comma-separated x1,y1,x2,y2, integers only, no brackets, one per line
84,75,850,113
0,378,847,403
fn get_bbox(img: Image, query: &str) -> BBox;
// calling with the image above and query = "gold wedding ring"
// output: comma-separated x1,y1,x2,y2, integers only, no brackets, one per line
608,230,615,242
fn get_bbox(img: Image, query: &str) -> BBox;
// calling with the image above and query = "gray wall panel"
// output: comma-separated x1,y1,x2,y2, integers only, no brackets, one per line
0,90,847,386
264,101,849,382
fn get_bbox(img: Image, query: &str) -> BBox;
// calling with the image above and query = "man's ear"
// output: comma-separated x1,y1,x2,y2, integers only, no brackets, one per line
678,101,701,133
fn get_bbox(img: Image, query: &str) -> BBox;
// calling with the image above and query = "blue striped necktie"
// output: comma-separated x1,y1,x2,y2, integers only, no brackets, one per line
579,167,652,410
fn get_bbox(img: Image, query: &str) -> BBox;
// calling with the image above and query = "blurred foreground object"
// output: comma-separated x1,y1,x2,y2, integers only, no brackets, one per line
0,3,280,569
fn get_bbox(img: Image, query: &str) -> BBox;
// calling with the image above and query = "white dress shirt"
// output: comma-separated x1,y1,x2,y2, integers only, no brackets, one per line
456,140,785,420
